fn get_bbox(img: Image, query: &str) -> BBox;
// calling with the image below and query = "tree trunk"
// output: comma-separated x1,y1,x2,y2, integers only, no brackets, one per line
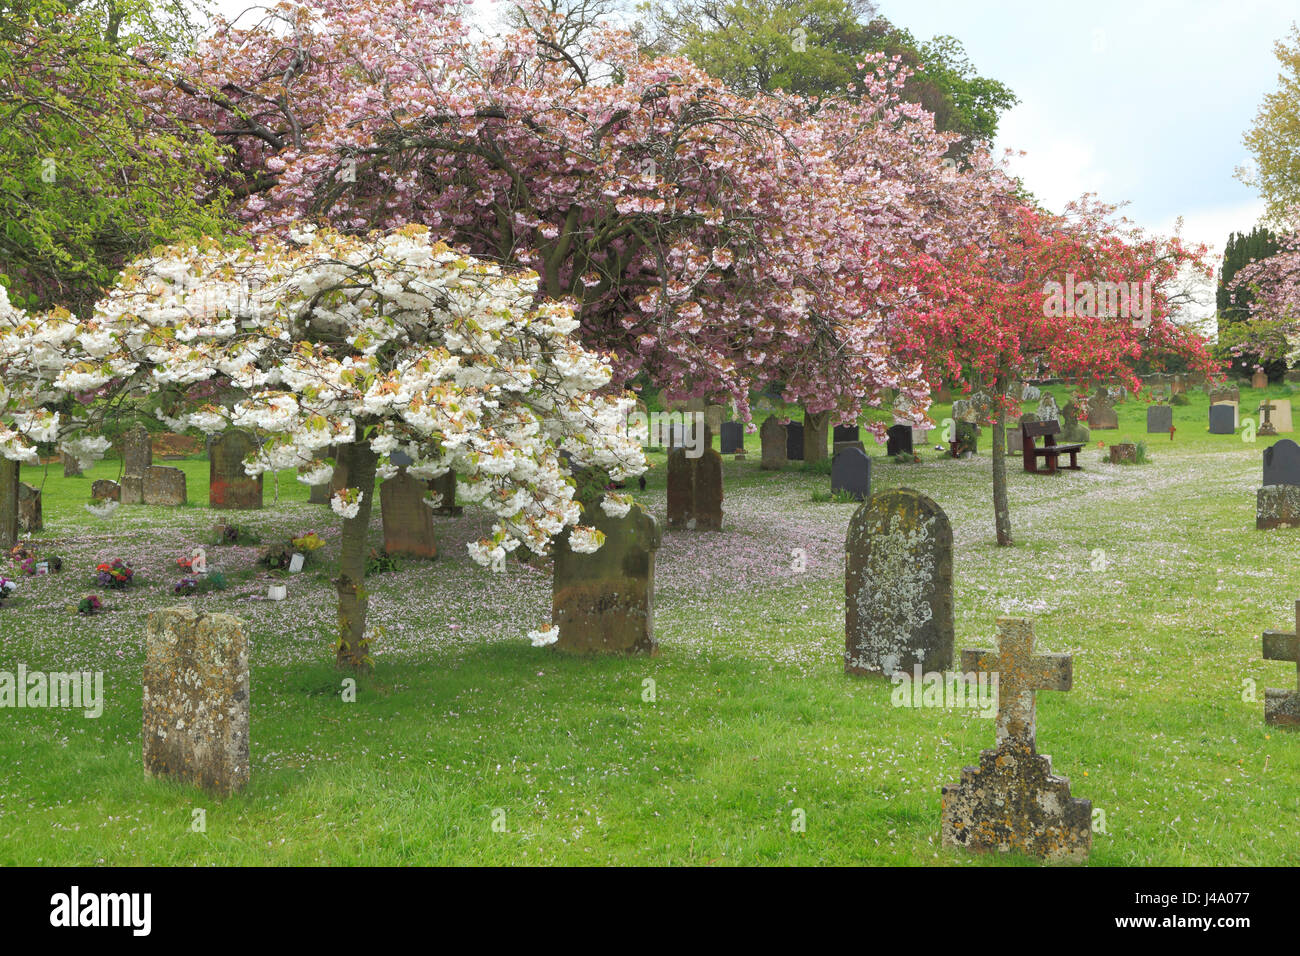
0,459,17,548
803,409,830,463
335,441,379,671
992,387,1013,546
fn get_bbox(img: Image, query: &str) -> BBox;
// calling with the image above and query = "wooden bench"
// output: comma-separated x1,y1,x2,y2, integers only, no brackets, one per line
1022,419,1083,474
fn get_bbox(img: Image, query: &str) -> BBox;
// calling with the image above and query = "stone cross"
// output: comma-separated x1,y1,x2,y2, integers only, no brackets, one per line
1260,399,1278,437
961,617,1072,750
1262,600,1300,726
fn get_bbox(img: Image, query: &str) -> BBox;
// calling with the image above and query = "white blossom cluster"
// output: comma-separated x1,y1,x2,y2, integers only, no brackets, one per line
1,227,647,561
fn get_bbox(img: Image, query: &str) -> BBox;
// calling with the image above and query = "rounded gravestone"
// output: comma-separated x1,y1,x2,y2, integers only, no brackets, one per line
845,488,954,677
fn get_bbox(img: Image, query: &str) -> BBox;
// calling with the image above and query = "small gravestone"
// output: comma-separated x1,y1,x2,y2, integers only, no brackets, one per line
831,447,870,501
122,424,151,477
431,470,462,516
553,503,661,654
720,421,745,456
952,422,979,457
834,424,861,446
91,479,120,502
380,468,438,559
141,466,186,506
1086,393,1118,429
786,420,804,461
885,424,913,457
1007,417,1025,454
1263,439,1300,487
1209,386,1240,405
17,483,41,533
760,417,787,470
941,618,1091,862
1146,405,1173,434
1035,394,1059,421
952,399,975,423
1253,370,1268,390
209,431,264,510
845,488,953,676
1262,601,1300,725
309,482,331,504
1108,442,1137,465
62,454,82,478
1209,403,1236,434
1258,485,1300,529
666,447,723,530
1060,403,1089,443
143,606,249,796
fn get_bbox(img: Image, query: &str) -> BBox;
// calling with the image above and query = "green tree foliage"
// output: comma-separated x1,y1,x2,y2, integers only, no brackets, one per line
643,0,1017,155
1215,225,1283,378
0,0,229,310
1240,24,1300,226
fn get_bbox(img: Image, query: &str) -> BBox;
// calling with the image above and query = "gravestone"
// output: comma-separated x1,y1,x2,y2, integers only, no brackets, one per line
941,618,1092,862
1265,399,1293,433
120,425,152,505
1257,485,1300,530
786,420,805,461
845,488,953,676
830,447,870,501
1060,403,1089,443
1209,386,1240,404
143,606,249,796
885,424,913,457
1253,369,1269,390
1035,394,1059,421
760,416,787,470
1209,403,1237,434
720,421,745,456
209,431,264,510
430,471,462,516
142,466,187,506
553,503,661,654
1108,443,1137,465
666,447,723,530
1262,601,1300,726
309,482,331,504
834,424,861,447
1263,439,1300,487
1007,416,1026,454
1086,393,1118,429
952,422,979,457
91,479,120,502
1146,405,1173,434
62,454,82,478
17,482,41,533
380,468,438,559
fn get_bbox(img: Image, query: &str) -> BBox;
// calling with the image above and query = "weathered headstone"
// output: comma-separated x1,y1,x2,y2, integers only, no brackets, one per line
1060,403,1089,443
834,424,861,446
1209,386,1240,404
209,431,264,510
720,421,745,456
143,606,250,796
1257,485,1300,530
666,447,723,530
786,420,805,461
91,479,121,502
760,416,787,470
429,470,462,516
122,424,152,477
885,424,913,457
1263,439,1300,487
1209,403,1237,434
1266,399,1293,433
952,422,979,457
1262,602,1300,725
941,618,1091,862
62,454,82,478
142,466,187,506
1035,394,1059,421
1146,405,1173,434
17,482,41,533
1253,369,1269,390
553,503,661,654
1007,417,1025,454
1086,392,1118,429
830,447,870,501
845,488,953,676
380,468,438,559
803,410,829,462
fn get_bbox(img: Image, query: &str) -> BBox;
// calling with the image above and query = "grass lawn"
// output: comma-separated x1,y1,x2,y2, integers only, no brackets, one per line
2,384,1299,865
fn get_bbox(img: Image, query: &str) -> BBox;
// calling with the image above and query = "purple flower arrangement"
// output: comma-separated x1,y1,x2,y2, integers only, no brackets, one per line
96,559,135,589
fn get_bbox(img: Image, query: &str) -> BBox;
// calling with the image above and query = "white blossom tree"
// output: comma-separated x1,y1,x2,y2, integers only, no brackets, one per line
0,225,647,669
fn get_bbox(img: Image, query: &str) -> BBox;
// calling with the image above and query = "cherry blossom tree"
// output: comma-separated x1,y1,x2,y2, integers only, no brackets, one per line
888,196,1218,545
1228,216,1300,367
1,225,647,669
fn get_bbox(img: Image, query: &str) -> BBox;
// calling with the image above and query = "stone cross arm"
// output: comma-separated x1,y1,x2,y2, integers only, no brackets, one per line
960,617,1072,750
